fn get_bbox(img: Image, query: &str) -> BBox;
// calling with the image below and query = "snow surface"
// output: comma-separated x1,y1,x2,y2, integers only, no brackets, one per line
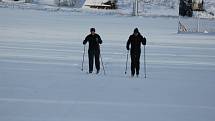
0,7,215,121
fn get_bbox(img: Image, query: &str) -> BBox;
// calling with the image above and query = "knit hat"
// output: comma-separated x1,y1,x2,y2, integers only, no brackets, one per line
90,28,95,32
134,28,139,33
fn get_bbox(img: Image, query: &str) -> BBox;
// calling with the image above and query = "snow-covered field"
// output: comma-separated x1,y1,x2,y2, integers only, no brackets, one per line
0,7,215,121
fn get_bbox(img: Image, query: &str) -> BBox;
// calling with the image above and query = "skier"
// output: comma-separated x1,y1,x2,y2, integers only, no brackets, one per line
126,28,146,77
83,28,102,74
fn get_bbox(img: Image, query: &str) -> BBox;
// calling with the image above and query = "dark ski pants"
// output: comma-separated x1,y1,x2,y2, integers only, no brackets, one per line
88,50,100,73
130,52,140,76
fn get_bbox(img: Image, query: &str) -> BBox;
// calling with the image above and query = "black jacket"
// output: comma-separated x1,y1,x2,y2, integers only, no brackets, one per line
126,33,146,53
83,34,102,51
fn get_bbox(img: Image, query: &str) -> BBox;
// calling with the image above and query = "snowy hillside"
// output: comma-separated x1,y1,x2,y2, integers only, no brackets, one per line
1,0,215,17
1,7,215,121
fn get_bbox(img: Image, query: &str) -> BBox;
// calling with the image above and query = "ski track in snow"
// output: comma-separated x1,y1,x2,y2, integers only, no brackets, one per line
0,97,215,110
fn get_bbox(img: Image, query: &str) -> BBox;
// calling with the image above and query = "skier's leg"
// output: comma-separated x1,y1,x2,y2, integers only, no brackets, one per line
136,52,141,76
95,50,100,73
131,53,135,76
88,50,94,73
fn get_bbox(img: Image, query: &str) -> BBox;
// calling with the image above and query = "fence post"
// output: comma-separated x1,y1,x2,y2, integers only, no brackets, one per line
197,11,200,32
178,16,181,33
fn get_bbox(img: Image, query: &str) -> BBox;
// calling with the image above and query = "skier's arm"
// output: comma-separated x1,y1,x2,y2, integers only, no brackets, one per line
83,36,89,45
126,36,131,50
97,35,102,44
141,36,146,45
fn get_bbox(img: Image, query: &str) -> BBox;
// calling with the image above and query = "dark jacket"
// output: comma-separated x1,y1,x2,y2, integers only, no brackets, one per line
83,34,102,50
126,33,146,53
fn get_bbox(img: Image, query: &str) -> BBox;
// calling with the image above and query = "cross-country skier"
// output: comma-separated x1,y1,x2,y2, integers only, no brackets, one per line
83,28,103,74
126,28,146,77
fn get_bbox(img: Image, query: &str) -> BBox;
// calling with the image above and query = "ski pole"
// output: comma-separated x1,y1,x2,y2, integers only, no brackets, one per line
98,44,106,75
144,45,147,78
81,45,86,71
125,50,129,74
100,53,106,75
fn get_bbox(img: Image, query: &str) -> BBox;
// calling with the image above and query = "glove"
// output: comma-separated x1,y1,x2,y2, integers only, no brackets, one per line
83,41,86,45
